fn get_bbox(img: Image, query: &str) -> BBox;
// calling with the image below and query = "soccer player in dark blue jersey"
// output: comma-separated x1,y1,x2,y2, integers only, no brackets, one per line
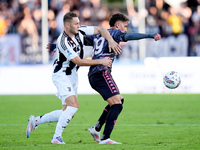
86,12,161,144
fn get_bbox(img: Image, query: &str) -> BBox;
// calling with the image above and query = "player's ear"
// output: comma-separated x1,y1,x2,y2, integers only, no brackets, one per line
115,21,119,28
64,22,70,28
116,22,119,28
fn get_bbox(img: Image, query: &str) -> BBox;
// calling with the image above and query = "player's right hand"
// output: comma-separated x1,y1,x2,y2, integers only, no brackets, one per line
108,39,122,55
101,57,112,67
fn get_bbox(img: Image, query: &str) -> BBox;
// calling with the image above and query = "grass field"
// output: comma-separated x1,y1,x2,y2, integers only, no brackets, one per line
0,94,200,150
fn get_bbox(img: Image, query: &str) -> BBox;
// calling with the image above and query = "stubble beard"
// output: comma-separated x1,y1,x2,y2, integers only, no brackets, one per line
70,27,78,35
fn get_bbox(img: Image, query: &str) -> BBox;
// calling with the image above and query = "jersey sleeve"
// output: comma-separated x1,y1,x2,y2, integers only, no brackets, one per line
83,35,94,46
79,26,94,36
112,29,127,42
123,32,156,42
63,48,77,61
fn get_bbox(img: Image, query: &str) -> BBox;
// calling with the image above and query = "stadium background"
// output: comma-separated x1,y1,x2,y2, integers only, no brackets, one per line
0,0,200,94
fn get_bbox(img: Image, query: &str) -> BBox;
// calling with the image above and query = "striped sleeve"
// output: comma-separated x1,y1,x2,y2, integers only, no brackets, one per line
79,26,94,35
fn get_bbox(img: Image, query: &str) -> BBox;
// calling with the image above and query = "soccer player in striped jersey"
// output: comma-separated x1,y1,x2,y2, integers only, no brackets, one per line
26,12,121,144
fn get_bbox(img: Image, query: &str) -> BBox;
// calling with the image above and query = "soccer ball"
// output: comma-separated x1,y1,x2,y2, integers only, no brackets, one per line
163,71,181,89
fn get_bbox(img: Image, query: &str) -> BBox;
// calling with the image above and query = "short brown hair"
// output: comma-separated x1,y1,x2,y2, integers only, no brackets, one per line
63,12,78,24
109,13,130,27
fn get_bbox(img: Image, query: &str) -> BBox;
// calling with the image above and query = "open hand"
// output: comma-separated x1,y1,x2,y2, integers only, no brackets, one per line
108,39,122,55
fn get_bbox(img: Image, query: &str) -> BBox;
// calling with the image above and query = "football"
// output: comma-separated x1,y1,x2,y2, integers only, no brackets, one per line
163,71,181,89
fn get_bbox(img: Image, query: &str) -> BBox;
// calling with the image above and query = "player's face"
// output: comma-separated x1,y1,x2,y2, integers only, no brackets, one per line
117,21,129,33
69,17,80,35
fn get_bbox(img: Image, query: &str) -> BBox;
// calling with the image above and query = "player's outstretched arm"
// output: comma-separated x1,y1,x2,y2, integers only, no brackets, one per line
93,26,122,55
124,33,161,41
71,56,112,67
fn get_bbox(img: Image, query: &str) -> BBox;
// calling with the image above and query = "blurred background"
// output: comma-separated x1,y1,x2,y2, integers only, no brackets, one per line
0,0,200,94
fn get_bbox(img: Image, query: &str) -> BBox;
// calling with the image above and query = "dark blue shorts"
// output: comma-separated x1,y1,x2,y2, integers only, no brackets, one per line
88,70,120,100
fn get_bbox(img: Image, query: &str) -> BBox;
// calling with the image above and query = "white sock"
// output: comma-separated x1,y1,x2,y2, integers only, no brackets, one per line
35,110,63,126
53,106,78,137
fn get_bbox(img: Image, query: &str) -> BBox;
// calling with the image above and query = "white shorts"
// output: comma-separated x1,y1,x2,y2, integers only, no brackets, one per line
52,69,78,105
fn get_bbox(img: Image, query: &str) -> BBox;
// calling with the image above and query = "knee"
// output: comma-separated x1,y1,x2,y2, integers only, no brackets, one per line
67,101,79,108
107,95,122,106
109,99,122,106
72,101,79,108
112,103,123,113
65,97,79,108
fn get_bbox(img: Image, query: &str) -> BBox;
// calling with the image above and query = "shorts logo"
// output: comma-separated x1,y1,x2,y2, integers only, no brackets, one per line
67,87,71,92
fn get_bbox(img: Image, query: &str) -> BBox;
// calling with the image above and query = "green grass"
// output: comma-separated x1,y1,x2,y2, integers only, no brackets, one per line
0,94,200,150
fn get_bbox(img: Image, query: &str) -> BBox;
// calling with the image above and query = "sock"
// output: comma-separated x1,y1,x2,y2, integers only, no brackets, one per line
35,110,63,126
53,106,78,138
95,98,124,132
121,98,124,104
95,105,111,132
101,104,123,140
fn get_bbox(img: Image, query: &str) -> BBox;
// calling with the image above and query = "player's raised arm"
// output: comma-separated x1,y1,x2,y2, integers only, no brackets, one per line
93,26,122,55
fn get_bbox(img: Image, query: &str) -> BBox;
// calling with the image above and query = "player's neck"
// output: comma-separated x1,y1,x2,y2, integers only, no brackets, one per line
64,30,75,38
111,27,117,30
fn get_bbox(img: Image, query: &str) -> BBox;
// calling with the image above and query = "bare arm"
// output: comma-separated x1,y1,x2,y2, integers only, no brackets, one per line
71,56,112,67
93,26,122,55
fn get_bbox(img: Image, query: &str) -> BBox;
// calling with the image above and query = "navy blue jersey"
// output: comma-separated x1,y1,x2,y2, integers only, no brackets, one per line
84,29,127,76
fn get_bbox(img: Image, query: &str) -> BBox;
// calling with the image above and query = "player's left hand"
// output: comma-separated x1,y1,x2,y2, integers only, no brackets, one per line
154,34,161,41
108,39,122,55
46,42,56,56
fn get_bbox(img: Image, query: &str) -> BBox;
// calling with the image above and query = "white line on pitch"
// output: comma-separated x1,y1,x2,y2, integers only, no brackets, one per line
0,124,200,126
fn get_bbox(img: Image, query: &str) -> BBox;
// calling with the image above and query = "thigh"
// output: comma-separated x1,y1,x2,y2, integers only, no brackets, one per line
89,71,120,100
52,71,76,102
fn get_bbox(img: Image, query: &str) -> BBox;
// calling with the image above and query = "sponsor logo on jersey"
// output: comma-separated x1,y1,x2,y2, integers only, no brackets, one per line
67,50,72,56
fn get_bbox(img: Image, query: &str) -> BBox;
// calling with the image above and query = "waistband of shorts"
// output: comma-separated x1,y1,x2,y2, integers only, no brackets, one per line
62,68,77,75
89,70,111,76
